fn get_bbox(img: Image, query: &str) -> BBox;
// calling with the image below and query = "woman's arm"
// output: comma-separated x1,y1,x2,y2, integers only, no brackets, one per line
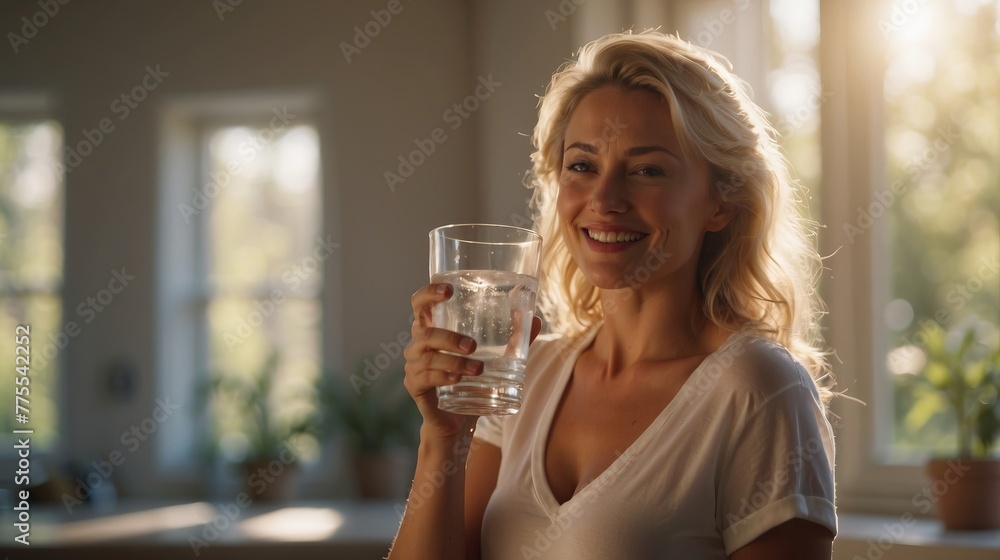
386,426,501,560
729,519,833,560
387,422,476,560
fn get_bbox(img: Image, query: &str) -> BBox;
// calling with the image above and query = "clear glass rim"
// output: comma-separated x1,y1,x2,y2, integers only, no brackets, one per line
429,223,542,245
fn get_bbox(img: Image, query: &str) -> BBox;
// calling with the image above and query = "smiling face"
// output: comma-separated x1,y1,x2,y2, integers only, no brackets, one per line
556,86,733,292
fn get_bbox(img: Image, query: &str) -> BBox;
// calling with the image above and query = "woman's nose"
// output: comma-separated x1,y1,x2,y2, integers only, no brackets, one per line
589,171,629,214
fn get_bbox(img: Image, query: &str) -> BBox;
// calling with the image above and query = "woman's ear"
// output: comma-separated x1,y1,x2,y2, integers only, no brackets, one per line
706,201,736,232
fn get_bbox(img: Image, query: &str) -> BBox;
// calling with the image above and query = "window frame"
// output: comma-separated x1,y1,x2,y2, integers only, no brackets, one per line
154,91,334,492
818,0,936,513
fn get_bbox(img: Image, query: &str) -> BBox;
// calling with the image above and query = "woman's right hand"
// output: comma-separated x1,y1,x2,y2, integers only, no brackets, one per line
403,282,485,440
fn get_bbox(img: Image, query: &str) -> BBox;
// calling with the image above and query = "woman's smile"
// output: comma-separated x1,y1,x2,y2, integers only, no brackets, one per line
581,226,649,253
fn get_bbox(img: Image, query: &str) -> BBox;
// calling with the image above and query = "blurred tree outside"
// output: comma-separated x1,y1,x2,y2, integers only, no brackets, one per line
880,0,1000,459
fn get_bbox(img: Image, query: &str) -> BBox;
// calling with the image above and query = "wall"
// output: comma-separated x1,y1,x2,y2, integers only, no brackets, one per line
0,0,580,498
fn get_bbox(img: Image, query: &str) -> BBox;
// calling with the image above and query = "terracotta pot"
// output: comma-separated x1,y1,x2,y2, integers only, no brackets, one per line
926,457,1000,530
241,459,301,502
355,449,413,500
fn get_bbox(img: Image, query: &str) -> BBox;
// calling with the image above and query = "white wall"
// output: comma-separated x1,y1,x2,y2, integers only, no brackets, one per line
0,0,581,498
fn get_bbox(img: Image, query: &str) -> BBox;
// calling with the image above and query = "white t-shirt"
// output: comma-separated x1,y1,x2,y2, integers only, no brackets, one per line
474,325,836,559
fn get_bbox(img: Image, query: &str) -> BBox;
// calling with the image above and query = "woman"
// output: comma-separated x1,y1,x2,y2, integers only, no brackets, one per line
390,31,836,559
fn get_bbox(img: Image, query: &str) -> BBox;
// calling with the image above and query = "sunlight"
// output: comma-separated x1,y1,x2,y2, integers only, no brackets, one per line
55,502,216,543
887,344,926,376
10,122,60,209
886,1,936,49
273,125,319,194
238,507,344,541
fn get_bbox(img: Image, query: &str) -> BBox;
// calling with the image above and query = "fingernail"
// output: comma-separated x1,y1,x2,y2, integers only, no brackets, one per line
448,373,461,383
436,284,448,294
466,361,482,375
459,337,475,352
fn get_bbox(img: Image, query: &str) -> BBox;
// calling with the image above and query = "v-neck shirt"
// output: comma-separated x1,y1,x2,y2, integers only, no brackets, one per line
474,325,837,558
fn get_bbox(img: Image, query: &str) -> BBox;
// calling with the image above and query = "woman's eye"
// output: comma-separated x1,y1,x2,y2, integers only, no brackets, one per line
565,161,592,173
634,166,665,177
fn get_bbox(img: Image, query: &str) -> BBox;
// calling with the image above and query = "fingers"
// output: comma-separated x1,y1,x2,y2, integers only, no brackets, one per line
405,323,477,361
411,282,453,328
404,282,484,401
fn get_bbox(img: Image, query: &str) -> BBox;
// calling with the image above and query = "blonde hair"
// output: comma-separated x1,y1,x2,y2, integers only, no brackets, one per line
528,31,832,399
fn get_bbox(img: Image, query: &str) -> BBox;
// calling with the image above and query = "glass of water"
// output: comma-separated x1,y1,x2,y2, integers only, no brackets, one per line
429,224,542,415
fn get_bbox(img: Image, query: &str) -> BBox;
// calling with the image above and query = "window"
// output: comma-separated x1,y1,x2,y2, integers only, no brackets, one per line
880,0,1000,460
766,0,822,221
611,0,999,512
200,122,324,465
156,94,327,477
0,118,63,450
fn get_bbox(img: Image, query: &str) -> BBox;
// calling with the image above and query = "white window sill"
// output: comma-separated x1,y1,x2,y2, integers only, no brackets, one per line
835,513,1000,560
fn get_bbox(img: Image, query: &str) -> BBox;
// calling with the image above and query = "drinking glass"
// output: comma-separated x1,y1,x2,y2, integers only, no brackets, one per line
429,224,542,415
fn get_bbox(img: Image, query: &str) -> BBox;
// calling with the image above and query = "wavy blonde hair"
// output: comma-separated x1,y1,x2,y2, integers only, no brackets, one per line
528,31,832,399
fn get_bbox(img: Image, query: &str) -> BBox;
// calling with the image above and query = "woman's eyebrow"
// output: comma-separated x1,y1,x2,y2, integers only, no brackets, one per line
564,141,598,153
626,145,680,161
564,141,681,162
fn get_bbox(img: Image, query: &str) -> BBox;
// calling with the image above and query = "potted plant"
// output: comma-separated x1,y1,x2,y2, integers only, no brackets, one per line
915,320,1000,530
319,364,420,500
203,351,321,502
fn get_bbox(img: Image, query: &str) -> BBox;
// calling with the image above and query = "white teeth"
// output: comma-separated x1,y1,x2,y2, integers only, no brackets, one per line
586,229,644,243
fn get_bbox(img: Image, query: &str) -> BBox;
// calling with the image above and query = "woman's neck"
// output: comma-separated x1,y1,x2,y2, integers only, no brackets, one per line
593,279,727,373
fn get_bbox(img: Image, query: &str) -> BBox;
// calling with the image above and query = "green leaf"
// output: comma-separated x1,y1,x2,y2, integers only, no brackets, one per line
905,390,947,432
923,361,951,390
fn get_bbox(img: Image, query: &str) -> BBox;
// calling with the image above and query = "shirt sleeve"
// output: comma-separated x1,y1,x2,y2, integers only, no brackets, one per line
716,378,837,555
474,413,506,448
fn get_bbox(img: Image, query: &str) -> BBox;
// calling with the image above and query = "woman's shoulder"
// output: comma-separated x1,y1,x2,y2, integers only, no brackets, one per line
708,331,819,403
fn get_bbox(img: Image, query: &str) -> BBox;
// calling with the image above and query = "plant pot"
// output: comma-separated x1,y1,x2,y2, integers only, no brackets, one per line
355,448,413,500
241,459,301,502
926,457,1000,530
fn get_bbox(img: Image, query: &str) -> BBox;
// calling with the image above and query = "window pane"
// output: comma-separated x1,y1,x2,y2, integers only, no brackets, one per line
0,296,62,448
0,119,63,450
206,297,322,463
0,121,63,291
200,121,323,466
884,0,1000,458
768,0,822,220
205,124,322,296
